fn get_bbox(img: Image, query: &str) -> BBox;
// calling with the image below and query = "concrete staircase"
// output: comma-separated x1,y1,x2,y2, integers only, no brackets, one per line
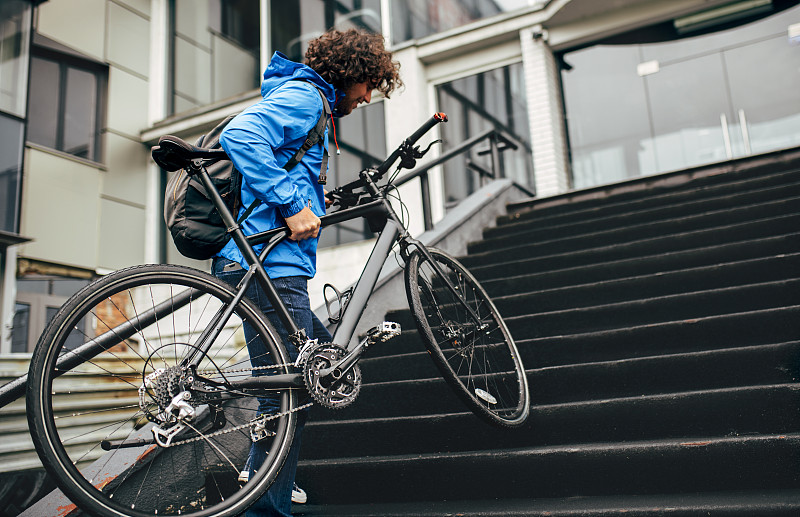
294,150,800,515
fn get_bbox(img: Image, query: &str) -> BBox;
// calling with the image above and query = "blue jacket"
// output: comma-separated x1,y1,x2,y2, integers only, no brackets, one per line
217,52,339,278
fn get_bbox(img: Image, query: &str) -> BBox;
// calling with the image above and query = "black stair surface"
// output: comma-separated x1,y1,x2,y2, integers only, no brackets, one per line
295,150,800,516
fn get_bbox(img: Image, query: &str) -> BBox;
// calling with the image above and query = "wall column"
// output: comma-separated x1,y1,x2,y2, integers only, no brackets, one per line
520,25,571,197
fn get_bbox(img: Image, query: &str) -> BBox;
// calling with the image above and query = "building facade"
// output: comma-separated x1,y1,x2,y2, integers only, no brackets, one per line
1,0,799,354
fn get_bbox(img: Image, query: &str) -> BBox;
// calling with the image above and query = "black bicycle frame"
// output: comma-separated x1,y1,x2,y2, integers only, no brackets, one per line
188,165,404,388
191,160,488,392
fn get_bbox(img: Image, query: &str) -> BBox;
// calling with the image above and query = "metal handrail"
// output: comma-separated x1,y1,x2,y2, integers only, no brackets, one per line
395,128,534,230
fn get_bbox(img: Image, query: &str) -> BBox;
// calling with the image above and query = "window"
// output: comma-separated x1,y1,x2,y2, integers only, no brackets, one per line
319,102,387,248
436,63,533,206
0,0,32,118
0,115,24,233
170,0,261,114
27,38,107,162
391,0,530,45
561,4,800,189
11,274,92,353
270,0,382,62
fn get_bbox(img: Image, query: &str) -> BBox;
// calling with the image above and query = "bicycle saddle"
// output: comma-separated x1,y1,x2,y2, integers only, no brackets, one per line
151,135,228,172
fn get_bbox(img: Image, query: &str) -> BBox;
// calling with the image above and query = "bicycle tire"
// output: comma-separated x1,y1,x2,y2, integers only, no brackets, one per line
26,264,297,517
405,248,529,427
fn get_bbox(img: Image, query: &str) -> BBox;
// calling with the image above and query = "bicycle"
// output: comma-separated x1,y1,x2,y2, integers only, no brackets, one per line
25,113,530,517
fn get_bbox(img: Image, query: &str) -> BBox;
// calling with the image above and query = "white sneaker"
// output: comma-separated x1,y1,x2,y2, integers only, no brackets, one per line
291,483,307,504
239,470,305,504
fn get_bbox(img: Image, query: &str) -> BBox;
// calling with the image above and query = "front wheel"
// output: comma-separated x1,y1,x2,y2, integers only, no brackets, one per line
26,264,297,517
405,248,529,427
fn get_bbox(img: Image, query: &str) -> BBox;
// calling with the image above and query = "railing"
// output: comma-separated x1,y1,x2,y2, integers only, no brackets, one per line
395,128,535,231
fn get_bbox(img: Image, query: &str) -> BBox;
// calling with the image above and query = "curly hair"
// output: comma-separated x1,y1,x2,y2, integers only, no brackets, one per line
305,29,402,98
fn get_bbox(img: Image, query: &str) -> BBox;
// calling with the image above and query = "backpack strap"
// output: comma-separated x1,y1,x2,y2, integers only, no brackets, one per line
282,85,331,183
235,84,331,223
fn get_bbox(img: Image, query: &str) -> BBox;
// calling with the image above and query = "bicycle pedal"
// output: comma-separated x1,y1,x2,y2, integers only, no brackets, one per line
367,321,402,344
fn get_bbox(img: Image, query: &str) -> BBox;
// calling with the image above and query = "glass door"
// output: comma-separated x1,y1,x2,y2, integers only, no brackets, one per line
561,4,800,190
643,52,746,173
724,35,800,155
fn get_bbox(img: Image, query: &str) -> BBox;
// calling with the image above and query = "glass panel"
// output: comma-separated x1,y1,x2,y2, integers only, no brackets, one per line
391,0,530,45
173,36,213,109
436,62,533,205
50,278,91,297
561,4,800,190
12,302,29,353
27,56,60,150
561,45,652,188
0,115,23,233
172,0,259,114
17,278,51,294
320,102,386,247
45,306,85,351
0,1,31,117
646,53,739,171
724,34,800,155
64,67,98,160
270,0,382,62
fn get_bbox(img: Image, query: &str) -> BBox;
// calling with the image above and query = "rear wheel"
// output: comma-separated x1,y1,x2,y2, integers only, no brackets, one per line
405,248,529,427
26,264,297,517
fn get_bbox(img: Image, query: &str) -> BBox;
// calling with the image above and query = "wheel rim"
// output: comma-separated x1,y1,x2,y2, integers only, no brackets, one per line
33,267,294,517
413,251,528,425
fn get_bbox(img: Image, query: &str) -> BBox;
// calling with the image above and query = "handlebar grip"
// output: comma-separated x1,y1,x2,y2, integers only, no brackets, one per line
376,112,448,175
406,112,448,147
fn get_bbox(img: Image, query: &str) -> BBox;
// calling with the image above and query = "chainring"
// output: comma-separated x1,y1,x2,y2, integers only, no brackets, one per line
302,343,361,409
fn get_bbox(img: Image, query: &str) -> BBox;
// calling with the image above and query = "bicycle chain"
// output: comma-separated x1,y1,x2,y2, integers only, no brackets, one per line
148,362,315,448
159,400,314,448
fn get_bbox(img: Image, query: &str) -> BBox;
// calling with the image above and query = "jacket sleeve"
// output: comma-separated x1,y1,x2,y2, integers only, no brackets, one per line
219,83,323,217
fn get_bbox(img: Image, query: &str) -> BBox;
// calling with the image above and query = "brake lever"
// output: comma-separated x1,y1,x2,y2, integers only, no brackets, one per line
414,139,443,159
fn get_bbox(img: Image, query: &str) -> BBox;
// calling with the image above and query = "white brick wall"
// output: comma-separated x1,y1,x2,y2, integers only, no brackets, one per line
520,26,571,197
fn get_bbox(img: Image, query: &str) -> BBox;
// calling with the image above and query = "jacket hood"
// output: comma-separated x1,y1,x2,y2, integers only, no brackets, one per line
261,52,338,107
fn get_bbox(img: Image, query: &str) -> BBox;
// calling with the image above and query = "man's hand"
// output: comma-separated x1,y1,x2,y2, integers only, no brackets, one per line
285,206,321,241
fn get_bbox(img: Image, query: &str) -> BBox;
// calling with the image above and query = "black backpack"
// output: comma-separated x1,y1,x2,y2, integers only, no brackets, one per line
163,86,330,260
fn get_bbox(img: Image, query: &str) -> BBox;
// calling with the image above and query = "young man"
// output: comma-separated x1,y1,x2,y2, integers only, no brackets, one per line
211,29,401,516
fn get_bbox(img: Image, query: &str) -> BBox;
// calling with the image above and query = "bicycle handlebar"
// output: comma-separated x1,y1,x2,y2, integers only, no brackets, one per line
375,112,448,175
333,112,447,195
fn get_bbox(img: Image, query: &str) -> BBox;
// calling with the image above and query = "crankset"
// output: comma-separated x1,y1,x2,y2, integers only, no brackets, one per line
302,343,362,409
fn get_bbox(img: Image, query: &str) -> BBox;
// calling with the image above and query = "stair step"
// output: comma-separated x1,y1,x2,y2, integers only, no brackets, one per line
498,278,799,336
511,305,799,366
293,489,800,516
479,187,800,253
296,433,800,505
380,301,799,361
467,231,799,288
501,161,800,223
358,339,799,397
303,383,800,458
313,338,800,423
478,252,800,305
495,167,800,234
462,211,800,271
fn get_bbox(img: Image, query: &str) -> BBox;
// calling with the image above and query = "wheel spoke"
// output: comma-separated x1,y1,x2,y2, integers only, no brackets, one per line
28,265,297,516
407,249,529,427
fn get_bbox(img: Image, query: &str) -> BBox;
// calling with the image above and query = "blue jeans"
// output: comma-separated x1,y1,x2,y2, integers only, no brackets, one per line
212,257,331,517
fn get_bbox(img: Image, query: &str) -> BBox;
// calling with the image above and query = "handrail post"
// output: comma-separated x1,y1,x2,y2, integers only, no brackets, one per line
420,171,433,231
490,132,502,179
